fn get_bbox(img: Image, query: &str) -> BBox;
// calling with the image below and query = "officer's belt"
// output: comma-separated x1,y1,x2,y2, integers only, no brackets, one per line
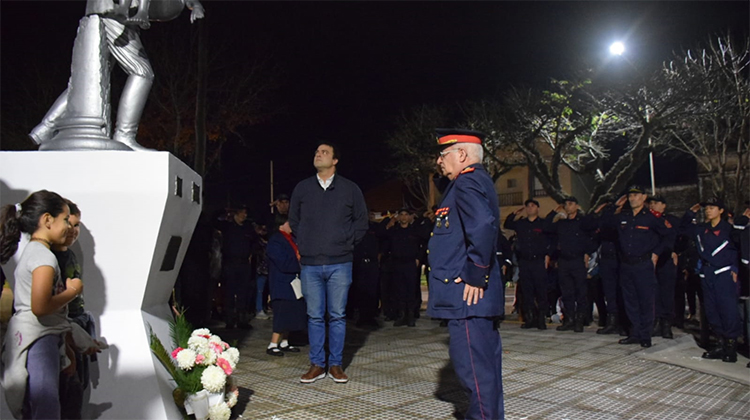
619,253,651,265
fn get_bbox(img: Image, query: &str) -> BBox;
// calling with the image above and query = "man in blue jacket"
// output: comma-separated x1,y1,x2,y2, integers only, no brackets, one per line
427,129,504,419
289,142,368,384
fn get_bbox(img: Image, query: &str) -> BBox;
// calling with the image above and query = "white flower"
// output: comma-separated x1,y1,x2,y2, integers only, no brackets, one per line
225,390,238,408
208,401,231,420
223,347,240,368
208,335,222,344
188,335,210,353
201,365,227,393
192,328,211,337
175,348,197,370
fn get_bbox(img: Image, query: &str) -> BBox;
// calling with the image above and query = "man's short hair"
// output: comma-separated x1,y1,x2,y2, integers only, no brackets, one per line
463,142,484,162
318,141,340,160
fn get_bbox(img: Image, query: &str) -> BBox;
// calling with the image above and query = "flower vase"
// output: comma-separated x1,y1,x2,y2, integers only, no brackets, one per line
184,389,225,420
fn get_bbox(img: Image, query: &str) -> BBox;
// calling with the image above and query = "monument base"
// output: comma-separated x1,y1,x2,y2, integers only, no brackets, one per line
0,151,201,419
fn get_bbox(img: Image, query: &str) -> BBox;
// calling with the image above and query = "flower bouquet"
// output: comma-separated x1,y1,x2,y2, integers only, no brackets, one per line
150,313,240,420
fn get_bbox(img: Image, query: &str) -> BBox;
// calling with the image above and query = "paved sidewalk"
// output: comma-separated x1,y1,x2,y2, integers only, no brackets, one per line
222,316,750,420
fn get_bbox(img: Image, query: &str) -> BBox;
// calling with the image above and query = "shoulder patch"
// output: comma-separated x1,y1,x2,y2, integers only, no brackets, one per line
460,167,476,174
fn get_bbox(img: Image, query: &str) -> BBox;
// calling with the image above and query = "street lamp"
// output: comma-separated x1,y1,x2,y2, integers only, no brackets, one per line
609,41,656,195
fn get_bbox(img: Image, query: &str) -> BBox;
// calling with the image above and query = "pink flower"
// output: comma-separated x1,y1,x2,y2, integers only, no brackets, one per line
171,347,183,359
217,358,233,376
195,354,206,364
221,341,230,350
210,342,224,354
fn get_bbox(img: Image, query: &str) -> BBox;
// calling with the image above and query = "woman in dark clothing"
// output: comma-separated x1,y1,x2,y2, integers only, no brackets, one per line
265,220,307,356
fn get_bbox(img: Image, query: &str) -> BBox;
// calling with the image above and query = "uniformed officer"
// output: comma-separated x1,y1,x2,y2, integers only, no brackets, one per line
428,128,504,419
350,211,381,327
734,201,750,369
386,208,429,327
504,199,550,329
681,198,742,362
602,186,672,348
647,195,680,339
545,197,595,333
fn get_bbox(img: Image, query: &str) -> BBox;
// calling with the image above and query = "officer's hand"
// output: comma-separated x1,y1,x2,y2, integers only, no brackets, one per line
514,207,525,215
594,203,608,214
615,195,627,208
584,254,590,269
689,203,701,213
386,217,396,229
502,266,507,276
651,253,658,267
554,204,564,213
742,208,750,219
732,271,737,283
415,259,420,267
454,277,484,306
672,252,678,266
545,255,550,269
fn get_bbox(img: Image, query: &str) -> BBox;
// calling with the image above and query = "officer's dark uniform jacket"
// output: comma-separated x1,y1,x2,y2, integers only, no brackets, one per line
654,212,680,267
681,211,739,275
427,164,503,320
503,214,550,260
602,206,671,263
545,211,595,259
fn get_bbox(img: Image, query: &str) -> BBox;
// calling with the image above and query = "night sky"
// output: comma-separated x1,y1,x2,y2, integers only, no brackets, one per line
1,1,748,216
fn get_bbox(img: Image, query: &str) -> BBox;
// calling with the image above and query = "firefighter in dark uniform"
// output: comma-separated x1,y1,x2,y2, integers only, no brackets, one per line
681,198,742,362
504,199,550,329
350,211,381,327
586,197,625,335
646,195,680,339
385,208,428,327
496,230,513,323
427,129,504,419
734,201,750,368
545,197,595,333
602,186,672,348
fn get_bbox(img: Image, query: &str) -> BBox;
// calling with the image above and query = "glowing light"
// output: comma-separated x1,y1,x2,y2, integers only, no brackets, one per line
609,41,625,56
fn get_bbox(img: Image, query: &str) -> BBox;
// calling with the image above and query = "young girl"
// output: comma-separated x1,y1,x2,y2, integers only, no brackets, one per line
681,198,741,363
0,190,83,419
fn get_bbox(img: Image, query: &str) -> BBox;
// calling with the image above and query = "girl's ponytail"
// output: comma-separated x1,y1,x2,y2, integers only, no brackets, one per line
0,190,67,264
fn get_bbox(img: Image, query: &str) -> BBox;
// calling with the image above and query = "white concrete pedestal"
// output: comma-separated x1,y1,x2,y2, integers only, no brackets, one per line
0,151,201,419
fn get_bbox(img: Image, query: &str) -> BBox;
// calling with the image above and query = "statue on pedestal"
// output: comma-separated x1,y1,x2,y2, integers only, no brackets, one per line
30,0,205,151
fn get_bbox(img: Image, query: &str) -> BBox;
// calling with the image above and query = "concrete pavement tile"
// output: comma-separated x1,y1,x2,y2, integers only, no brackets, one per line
502,379,537,396
549,356,602,369
505,397,557,419
392,380,441,396
670,381,739,399
501,358,537,370
355,389,426,408
598,384,668,402
237,395,292,418
512,352,562,363
273,387,343,406
656,392,729,413
398,397,464,419
576,393,635,415
540,407,622,420
525,363,577,377
519,386,582,404
549,377,610,393
356,372,421,387
718,399,750,418
504,371,558,385
307,397,390,419
570,368,631,384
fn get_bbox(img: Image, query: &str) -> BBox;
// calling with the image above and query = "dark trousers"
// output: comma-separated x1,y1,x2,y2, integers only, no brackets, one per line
392,260,420,311
558,257,587,315
379,260,396,318
620,260,656,340
599,258,620,315
587,275,607,322
701,268,742,339
519,259,547,312
23,334,62,419
350,260,380,320
222,262,254,324
655,260,677,321
448,318,504,420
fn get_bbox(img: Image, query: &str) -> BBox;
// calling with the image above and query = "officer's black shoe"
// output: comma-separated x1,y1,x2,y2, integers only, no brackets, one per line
619,328,629,337
556,318,575,331
661,322,674,339
651,319,661,337
406,311,416,327
393,316,407,327
537,310,547,330
597,314,618,335
521,310,535,329
618,337,640,345
573,313,585,333
640,339,652,348
702,340,725,360
722,339,738,363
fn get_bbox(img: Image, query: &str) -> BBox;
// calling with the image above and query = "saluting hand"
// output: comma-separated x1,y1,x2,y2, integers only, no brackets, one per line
454,277,484,306
651,253,658,268
514,207,525,216
689,203,701,213
594,203,608,214
615,195,627,208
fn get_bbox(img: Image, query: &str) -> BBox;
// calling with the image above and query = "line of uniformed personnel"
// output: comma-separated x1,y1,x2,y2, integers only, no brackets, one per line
504,188,749,364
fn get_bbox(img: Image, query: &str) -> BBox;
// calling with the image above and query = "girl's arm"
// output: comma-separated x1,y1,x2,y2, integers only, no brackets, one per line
30,266,81,317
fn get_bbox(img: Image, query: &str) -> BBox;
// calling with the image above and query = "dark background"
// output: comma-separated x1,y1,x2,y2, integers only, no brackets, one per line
2,1,748,218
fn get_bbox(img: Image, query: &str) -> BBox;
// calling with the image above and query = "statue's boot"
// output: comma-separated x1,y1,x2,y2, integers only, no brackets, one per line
29,90,69,145
113,75,153,151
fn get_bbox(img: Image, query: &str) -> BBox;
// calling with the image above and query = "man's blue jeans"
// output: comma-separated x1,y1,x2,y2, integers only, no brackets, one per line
301,262,352,367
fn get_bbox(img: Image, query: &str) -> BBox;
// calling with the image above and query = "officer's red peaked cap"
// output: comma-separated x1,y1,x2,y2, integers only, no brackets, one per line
435,128,486,146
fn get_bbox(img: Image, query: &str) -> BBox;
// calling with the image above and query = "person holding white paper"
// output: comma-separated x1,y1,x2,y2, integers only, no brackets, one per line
265,219,307,357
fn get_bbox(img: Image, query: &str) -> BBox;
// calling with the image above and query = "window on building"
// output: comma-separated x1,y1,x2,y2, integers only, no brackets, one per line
507,178,518,189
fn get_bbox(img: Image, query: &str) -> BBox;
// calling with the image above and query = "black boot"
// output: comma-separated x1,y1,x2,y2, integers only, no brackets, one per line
661,319,674,339
597,314,618,335
722,338,737,363
556,314,575,331
406,307,416,327
651,319,661,337
393,308,407,327
574,312,585,333
702,339,725,360
537,309,547,330
521,310,535,329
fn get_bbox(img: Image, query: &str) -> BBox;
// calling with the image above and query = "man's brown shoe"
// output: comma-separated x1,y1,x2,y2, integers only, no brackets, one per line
300,365,326,383
328,365,349,383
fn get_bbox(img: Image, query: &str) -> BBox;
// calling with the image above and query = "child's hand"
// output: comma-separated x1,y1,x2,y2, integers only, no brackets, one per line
66,278,83,295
